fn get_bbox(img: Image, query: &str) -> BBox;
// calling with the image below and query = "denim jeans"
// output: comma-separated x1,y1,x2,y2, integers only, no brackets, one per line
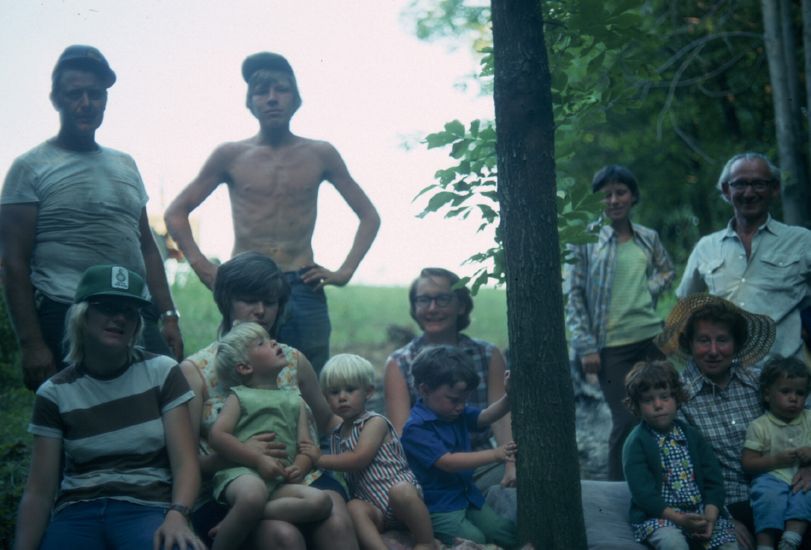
277,270,331,373
752,473,811,533
40,499,168,550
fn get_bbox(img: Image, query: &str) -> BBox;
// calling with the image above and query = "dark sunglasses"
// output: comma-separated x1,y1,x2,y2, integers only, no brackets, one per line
88,300,142,319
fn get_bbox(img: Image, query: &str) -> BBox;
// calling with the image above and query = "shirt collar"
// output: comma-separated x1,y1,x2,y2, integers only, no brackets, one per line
596,221,641,247
682,359,758,396
645,421,686,443
411,400,440,422
722,214,776,239
764,410,804,427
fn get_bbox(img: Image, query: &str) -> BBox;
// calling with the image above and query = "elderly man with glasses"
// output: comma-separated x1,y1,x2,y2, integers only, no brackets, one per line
677,152,811,364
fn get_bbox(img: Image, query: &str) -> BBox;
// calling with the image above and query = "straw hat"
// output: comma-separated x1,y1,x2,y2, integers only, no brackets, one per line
655,294,776,366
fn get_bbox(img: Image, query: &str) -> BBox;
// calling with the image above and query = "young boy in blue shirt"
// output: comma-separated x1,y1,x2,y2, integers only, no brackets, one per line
400,345,517,547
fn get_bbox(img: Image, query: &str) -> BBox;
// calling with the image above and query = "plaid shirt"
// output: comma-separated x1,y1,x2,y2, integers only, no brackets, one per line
677,360,762,504
564,222,674,358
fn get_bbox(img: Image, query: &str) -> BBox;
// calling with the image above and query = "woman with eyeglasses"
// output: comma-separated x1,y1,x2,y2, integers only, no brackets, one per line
383,267,515,489
563,165,675,481
14,265,204,550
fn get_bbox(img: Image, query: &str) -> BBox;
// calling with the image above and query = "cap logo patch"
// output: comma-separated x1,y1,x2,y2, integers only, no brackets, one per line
111,266,129,290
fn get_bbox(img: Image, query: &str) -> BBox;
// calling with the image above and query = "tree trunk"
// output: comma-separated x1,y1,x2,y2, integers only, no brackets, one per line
802,0,811,191
762,0,810,226
491,1,586,548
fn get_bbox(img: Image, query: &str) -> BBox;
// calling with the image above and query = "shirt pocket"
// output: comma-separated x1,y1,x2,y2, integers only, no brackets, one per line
697,257,725,294
758,254,803,295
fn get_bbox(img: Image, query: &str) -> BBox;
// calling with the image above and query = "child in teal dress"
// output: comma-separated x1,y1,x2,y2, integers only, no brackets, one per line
207,322,331,550
622,360,738,550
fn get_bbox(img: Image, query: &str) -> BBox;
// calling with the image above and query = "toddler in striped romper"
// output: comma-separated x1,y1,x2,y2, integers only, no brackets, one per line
303,353,438,550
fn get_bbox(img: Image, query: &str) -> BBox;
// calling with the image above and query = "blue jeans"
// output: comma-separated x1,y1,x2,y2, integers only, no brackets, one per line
277,270,331,373
752,473,811,533
40,499,168,550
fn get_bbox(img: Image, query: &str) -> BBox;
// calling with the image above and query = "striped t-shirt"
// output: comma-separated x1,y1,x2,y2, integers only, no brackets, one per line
30,350,193,512
330,411,420,520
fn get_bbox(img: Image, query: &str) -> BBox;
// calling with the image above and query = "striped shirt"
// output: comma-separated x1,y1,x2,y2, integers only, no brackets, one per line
387,334,495,450
331,411,419,519
677,360,762,504
30,350,193,512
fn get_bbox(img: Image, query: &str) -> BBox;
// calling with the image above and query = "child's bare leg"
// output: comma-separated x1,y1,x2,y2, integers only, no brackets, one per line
264,483,333,523
756,530,776,549
346,499,387,550
780,520,806,549
213,475,269,550
389,482,438,550
785,519,807,537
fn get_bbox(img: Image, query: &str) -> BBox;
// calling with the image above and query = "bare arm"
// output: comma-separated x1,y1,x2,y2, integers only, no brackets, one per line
139,209,183,359
316,416,389,473
383,358,411,435
487,350,516,486
209,394,264,468
297,353,341,434
287,402,316,482
154,403,204,550
165,145,235,289
0,203,55,391
742,447,797,475
13,436,61,550
300,144,380,288
434,445,515,473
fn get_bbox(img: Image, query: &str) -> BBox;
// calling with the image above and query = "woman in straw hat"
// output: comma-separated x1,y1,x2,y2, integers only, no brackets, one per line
564,164,675,480
656,294,779,548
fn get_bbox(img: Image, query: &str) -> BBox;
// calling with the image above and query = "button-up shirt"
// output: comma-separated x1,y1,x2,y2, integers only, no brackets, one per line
677,360,762,503
677,215,811,361
401,401,485,513
564,222,674,358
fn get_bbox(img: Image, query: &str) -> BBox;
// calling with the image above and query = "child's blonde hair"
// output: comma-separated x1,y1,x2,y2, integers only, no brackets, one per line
319,353,375,391
216,322,272,388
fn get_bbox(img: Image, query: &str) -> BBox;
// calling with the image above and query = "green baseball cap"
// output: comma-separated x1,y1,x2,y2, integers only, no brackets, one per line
74,265,151,306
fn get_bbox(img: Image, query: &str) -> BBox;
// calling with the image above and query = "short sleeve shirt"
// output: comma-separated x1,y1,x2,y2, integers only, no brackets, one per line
401,401,485,513
1,141,148,302
744,410,811,484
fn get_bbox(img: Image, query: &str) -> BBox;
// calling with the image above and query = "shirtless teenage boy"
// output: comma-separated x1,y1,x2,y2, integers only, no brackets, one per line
165,52,380,372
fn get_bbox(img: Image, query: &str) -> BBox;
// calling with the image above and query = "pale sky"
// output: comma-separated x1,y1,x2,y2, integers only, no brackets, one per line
0,0,498,285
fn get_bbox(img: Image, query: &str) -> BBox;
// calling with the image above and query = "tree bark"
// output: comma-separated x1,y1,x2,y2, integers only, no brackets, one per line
762,0,810,226
802,0,811,188
491,0,586,548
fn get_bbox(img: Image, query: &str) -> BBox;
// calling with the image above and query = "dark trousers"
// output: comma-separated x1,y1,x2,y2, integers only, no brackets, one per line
37,294,170,370
598,337,664,481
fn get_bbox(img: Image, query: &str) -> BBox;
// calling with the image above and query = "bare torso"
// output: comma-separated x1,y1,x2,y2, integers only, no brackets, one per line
223,135,330,271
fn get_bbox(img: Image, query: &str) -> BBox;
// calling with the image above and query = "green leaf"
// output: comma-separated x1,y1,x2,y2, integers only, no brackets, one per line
445,120,465,137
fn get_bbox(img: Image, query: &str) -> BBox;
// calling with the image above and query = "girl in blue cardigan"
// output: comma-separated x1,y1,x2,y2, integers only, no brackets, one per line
622,360,738,549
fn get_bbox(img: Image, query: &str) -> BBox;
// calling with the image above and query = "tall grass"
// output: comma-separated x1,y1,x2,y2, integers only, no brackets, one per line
173,276,509,356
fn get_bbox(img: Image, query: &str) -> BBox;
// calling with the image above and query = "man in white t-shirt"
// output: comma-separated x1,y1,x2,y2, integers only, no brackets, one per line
0,45,182,390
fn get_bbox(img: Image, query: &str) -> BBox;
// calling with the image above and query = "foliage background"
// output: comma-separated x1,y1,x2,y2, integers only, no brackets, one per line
406,0,784,274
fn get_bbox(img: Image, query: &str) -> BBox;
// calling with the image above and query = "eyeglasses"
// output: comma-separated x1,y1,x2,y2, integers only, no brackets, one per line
728,178,774,192
88,300,141,319
414,293,455,309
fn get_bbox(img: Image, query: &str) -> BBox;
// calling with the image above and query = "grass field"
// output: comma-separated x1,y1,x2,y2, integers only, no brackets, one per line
173,275,509,356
